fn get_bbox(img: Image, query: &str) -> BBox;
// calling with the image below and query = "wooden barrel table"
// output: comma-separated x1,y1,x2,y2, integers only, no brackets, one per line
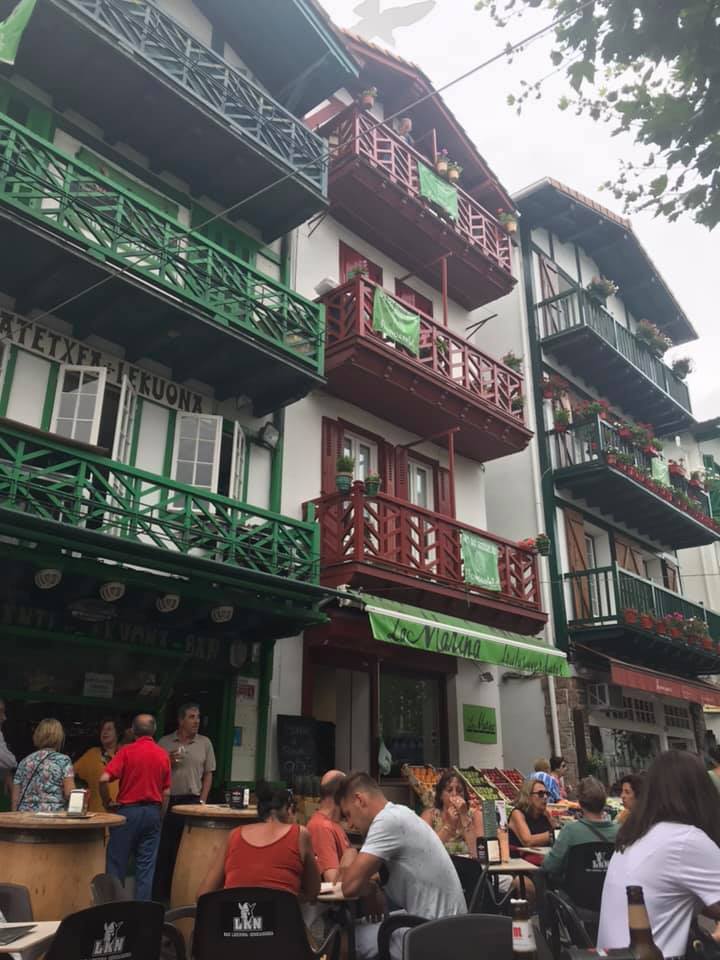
0,811,125,920
170,804,258,944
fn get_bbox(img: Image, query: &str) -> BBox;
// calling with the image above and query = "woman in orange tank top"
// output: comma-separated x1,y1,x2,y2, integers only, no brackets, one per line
198,783,321,900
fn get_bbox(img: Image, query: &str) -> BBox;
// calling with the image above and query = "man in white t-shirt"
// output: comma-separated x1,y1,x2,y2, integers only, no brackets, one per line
337,772,466,960
599,808,720,956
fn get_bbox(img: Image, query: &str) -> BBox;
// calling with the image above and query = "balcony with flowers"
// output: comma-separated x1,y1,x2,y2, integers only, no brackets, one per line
564,562,720,675
550,404,720,550
537,276,693,433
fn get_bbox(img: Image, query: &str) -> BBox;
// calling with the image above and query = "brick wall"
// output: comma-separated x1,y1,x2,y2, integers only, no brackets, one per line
543,676,591,788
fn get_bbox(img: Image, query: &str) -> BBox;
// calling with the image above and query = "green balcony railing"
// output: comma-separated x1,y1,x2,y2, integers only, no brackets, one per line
537,288,691,413
0,113,324,373
565,563,720,649
54,0,326,193
0,424,320,584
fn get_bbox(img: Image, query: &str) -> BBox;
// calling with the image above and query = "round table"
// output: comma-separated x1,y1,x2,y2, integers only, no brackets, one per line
0,811,125,920
170,804,258,941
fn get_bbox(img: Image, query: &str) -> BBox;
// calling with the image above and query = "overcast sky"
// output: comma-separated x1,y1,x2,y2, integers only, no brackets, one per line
322,0,720,423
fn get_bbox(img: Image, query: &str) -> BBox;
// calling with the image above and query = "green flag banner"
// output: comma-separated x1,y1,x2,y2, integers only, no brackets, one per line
651,457,671,487
417,163,459,220
463,705,497,744
461,531,501,591
365,595,570,677
372,288,420,356
0,0,37,66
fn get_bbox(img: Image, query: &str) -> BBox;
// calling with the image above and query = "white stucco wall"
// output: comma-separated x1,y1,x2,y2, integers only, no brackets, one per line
498,673,551,774
449,661,505,768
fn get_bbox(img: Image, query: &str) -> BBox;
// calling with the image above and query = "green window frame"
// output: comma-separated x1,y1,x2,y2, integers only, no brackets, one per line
191,203,259,265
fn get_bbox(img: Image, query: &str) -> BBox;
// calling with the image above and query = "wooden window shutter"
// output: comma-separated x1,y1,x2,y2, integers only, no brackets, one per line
395,447,409,501
662,559,679,593
615,536,644,576
339,241,383,285
564,508,590,619
436,466,454,518
321,417,343,495
380,442,396,496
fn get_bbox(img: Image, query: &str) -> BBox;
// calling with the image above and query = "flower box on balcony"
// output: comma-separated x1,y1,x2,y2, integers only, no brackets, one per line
623,608,639,625
639,613,654,631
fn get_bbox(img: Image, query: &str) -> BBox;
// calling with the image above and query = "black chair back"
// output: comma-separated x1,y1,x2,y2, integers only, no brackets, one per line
91,873,130,905
192,887,318,960
404,914,512,960
0,883,33,922
546,890,594,957
44,901,164,960
562,842,614,912
450,856,488,912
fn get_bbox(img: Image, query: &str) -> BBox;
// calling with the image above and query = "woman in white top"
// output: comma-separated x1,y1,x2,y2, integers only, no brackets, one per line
598,751,720,959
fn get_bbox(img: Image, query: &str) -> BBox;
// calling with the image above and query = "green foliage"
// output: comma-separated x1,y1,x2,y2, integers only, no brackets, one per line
474,0,720,228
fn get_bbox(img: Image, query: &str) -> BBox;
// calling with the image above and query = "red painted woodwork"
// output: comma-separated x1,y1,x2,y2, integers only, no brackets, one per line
437,466,453,518
339,241,383,284
320,105,515,310
305,484,547,633
396,280,434,318
321,417,345,495
318,276,532,463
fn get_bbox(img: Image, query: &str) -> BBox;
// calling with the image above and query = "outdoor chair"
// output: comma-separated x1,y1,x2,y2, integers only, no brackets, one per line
44,901,165,960
191,886,341,960
545,889,594,959
450,856,513,915
550,840,614,943
0,883,33,922
400,914,513,960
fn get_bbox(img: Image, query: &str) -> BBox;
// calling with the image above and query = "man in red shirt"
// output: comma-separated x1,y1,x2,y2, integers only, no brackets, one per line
307,770,357,880
99,714,171,900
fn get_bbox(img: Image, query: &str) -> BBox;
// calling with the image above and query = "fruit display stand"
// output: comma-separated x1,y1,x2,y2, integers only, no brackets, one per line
478,768,521,801
401,764,444,809
453,766,503,805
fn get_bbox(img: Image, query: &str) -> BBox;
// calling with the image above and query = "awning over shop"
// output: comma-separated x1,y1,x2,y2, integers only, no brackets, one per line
608,657,720,708
363,595,569,677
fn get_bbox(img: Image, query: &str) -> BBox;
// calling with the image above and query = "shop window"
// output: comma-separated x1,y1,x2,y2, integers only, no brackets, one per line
380,671,443,775
339,242,383,284
664,704,691,730
171,413,223,494
51,366,107,445
395,281,433,318
622,696,656,725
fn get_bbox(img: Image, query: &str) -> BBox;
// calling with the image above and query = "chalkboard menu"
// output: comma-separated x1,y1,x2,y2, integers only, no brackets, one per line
277,715,318,783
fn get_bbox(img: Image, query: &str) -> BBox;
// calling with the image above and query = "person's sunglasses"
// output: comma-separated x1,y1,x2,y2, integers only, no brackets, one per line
532,790,549,798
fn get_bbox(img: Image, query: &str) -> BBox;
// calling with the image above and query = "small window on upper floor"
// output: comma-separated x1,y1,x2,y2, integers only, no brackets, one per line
339,242,383,285
395,280,433,318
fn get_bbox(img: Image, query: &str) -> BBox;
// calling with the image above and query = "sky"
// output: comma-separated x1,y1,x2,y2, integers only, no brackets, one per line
321,0,720,423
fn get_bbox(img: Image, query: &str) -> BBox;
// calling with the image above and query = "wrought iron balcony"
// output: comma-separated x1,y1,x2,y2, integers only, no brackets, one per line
551,417,719,549
319,106,515,310
538,288,692,432
12,0,328,236
304,484,546,633
565,563,720,675
0,423,320,586
0,113,324,413
319,277,531,462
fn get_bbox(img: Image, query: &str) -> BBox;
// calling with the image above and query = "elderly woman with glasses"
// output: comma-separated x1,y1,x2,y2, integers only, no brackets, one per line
508,778,556,863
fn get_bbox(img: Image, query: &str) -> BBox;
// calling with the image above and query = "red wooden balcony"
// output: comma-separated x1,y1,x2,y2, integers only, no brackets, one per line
319,106,515,310
320,277,532,463
304,485,547,634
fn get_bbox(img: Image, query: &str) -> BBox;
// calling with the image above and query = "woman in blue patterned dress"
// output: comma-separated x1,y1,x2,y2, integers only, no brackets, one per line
11,719,74,812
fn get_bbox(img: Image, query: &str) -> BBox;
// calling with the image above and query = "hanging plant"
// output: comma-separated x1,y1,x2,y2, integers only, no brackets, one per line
447,161,463,183
671,356,694,380
360,86,378,109
497,208,519,234
336,455,355,494
553,408,571,432
586,275,619,303
502,350,523,372
636,319,673,357
511,394,525,412
364,473,382,496
435,148,449,175
535,533,550,556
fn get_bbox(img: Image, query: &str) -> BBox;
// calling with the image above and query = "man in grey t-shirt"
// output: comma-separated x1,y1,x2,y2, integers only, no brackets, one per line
337,772,466,960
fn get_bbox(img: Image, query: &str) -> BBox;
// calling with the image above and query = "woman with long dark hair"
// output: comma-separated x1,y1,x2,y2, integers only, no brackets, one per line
420,770,484,857
598,751,720,958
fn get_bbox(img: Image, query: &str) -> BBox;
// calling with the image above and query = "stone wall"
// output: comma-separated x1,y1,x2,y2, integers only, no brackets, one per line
543,675,591,788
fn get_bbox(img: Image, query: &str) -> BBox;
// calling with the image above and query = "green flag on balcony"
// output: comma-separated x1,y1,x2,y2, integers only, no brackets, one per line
0,0,37,66
372,288,420,356
461,532,501,591
651,457,671,487
418,163,459,220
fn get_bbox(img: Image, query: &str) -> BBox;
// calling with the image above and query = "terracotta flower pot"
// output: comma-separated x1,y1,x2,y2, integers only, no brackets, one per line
670,627,682,639
639,614,654,631
606,454,617,466
361,94,375,109
435,159,449,176
655,621,667,635
623,609,638,625
448,168,461,183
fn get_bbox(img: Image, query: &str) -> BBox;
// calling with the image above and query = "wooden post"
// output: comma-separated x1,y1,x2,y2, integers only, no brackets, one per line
441,256,449,327
448,428,456,518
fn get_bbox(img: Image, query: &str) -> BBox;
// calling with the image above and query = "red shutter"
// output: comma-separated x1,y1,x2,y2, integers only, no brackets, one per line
436,466,454,518
380,442,396,496
321,417,344,495
663,560,679,593
395,447,409,501
395,280,433,317
339,241,383,285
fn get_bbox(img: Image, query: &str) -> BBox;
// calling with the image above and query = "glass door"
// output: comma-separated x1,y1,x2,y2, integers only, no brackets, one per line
409,459,436,570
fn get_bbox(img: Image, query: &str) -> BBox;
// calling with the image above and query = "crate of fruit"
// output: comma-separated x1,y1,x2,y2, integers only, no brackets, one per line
401,764,441,808
503,769,525,789
453,766,502,802
479,768,519,801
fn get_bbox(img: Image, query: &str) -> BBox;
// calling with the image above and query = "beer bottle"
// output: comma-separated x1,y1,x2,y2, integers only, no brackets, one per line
511,899,537,960
626,886,662,960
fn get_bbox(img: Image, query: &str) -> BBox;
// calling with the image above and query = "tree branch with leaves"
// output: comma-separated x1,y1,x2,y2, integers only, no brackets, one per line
475,0,720,228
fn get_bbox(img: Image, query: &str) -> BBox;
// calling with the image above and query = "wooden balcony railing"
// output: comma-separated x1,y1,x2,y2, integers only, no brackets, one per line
565,564,720,664
537,287,691,413
551,416,713,523
0,424,320,583
321,105,513,277
0,112,323,373
320,277,525,422
305,485,541,610
57,0,326,193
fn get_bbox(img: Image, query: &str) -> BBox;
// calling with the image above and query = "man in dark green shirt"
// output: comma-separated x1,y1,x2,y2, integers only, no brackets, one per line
543,777,619,885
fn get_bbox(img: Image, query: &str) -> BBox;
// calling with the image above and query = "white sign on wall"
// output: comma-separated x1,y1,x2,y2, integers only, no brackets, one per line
231,676,259,781
0,309,209,413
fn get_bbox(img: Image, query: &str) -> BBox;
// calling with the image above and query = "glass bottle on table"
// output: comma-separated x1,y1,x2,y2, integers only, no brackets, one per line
626,886,662,960
511,899,537,960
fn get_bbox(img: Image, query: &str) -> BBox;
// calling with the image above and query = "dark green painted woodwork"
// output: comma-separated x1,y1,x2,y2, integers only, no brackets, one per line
0,112,324,373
